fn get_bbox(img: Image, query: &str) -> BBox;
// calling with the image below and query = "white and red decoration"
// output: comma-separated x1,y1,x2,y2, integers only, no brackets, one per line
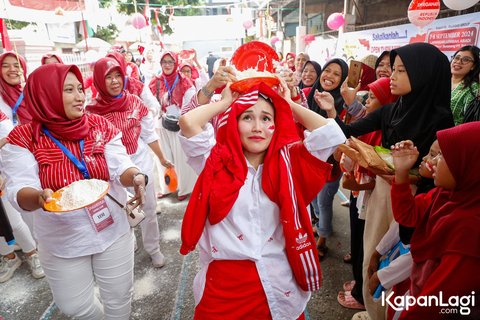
408,0,440,27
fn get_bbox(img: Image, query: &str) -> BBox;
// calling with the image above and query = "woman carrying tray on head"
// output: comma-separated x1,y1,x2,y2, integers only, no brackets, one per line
1,63,147,319
88,57,172,268
178,79,346,319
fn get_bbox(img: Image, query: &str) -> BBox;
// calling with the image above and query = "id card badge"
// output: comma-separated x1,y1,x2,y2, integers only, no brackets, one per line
165,104,180,116
86,199,114,232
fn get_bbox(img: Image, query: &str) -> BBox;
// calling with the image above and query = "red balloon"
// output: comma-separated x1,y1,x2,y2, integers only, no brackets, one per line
132,13,147,30
304,34,315,44
408,0,440,27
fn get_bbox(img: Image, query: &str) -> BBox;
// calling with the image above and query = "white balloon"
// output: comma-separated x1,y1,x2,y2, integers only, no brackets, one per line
443,0,479,10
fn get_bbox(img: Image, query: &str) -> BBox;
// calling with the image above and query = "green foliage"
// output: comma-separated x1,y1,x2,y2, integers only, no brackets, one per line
93,23,119,43
3,20,30,30
101,0,203,35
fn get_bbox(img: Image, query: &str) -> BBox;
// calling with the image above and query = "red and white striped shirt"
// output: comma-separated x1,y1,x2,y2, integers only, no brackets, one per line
91,95,149,155
7,114,118,191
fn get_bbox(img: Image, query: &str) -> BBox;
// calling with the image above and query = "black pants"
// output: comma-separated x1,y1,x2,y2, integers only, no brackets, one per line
349,193,365,304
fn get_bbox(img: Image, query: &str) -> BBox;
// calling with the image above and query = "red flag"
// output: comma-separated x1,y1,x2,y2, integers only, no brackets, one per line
154,9,163,34
143,0,150,26
0,19,12,51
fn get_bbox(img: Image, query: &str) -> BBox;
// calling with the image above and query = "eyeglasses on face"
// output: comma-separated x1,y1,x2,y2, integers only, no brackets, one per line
451,55,474,64
161,60,175,66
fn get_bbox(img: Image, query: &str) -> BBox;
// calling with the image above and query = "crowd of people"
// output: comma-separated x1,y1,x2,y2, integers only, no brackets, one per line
0,40,478,320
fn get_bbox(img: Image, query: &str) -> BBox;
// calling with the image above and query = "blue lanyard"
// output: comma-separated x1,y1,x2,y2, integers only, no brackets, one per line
124,76,128,90
163,75,179,101
42,128,90,179
11,93,24,125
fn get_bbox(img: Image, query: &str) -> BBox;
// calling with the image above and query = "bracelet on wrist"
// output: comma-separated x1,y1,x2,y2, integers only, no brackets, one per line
291,93,301,101
201,86,214,98
133,172,149,186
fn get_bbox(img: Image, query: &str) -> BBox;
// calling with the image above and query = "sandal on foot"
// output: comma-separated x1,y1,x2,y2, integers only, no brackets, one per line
351,311,370,320
317,244,328,261
343,252,352,264
343,280,356,292
337,291,365,310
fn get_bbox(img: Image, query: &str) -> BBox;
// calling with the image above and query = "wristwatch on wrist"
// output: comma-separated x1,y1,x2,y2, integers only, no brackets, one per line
201,86,214,98
133,172,149,186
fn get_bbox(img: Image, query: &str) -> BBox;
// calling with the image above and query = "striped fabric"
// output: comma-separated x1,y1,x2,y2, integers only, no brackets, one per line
7,114,118,191
93,94,149,155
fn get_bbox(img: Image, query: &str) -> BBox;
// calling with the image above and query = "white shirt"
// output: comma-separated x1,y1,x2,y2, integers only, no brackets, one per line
179,119,346,320
1,133,135,258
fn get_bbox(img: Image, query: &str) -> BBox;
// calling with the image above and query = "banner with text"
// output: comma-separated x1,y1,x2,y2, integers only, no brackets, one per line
335,12,479,61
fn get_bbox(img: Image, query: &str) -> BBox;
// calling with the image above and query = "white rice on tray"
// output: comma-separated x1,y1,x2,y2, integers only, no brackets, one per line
58,179,109,210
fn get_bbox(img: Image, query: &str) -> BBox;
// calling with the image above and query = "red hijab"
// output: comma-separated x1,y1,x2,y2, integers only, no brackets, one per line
24,64,89,141
180,83,332,292
285,52,296,71
149,51,193,109
0,52,30,123
41,53,64,65
88,57,129,115
106,52,144,96
359,64,376,91
411,122,480,262
367,77,397,106
178,61,199,80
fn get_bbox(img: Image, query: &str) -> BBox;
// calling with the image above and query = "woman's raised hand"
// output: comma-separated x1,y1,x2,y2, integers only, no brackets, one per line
276,76,293,104
391,140,419,173
220,83,238,108
340,77,361,106
210,65,237,89
314,90,335,115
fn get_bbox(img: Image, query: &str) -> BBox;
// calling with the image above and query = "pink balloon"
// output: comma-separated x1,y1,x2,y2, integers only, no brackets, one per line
271,36,280,45
132,13,147,30
327,13,345,30
243,20,253,30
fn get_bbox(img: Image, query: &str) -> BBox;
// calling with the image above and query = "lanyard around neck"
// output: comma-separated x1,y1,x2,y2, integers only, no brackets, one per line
11,92,24,125
42,128,90,179
163,74,179,101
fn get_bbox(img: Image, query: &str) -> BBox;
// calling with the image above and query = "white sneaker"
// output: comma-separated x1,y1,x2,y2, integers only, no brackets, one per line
151,252,165,268
0,254,22,283
25,253,45,279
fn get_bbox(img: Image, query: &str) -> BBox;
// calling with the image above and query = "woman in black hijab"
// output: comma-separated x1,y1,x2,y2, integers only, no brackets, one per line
307,58,348,117
306,58,348,260
298,60,322,90
316,42,454,320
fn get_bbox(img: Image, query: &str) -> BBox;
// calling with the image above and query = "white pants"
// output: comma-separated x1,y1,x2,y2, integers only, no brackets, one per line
0,195,36,255
156,126,197,197
39,231,134,320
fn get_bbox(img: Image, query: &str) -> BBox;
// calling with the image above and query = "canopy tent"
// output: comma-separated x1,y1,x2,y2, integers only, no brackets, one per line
75,37,111,50
0,0,99,24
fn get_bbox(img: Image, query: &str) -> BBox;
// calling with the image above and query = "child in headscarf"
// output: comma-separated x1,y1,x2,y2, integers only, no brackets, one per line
390,122,480,319
178,80,346,319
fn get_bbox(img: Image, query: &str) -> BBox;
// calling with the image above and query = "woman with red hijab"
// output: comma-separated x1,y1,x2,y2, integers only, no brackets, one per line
88,57,172,267
41,53,64,65
0,52,30,125
1,63,147,319
178,80,346,319
106,51,161,118
390,122,480,319
149,51,197,201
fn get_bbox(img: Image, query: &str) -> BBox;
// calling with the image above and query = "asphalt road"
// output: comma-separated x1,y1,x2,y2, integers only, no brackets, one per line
0,191,358,320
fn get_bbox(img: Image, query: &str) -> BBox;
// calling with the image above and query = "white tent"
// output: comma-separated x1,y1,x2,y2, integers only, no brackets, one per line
75,37,111,50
